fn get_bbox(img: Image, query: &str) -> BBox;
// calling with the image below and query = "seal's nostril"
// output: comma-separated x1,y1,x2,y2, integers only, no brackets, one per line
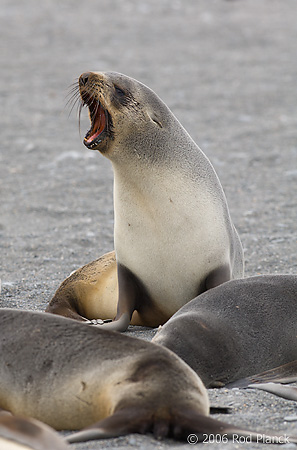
79,72,91,86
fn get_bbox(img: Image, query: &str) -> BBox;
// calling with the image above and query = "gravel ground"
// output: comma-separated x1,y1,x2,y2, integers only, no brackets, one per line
1,0,296,449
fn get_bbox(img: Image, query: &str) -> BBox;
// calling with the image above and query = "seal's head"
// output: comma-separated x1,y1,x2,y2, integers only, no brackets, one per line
77,71,175,161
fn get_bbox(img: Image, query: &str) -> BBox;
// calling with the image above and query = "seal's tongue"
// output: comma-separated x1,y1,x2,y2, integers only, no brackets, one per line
85,103,106,143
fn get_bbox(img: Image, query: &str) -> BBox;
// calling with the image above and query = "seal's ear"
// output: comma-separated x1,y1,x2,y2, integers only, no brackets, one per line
147,110,163,128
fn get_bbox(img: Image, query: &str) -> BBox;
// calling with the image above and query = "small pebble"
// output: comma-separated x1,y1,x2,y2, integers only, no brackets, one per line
284,415,297,422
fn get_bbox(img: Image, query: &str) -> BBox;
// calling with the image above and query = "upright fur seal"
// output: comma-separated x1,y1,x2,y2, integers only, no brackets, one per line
47,71,244,331
0,309,295,444
153,275,297,387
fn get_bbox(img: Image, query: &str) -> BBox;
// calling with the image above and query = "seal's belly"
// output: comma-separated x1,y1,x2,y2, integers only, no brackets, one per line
118,245,226,315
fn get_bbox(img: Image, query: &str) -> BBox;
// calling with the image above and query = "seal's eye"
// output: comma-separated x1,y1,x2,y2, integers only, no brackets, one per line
114,85,126,97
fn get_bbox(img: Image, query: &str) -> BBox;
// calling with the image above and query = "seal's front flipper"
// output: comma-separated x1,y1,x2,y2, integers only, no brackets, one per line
89,263,141,332
85,264,142,332
91,312,131,332
226,360,297,388
204,265,231,291
66,407,152,443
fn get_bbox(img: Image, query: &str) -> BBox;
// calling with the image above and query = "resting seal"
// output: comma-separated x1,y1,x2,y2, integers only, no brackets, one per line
153,275,297,387
47,71,244,331
0,308,208,434
0,309,295,444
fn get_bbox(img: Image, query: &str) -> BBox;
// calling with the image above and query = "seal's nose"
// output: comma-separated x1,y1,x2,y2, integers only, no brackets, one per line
79,72,91,86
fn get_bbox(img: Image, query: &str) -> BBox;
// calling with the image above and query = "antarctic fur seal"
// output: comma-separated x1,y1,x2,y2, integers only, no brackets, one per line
46,71,244,331
0,309,295,444
0,308,208,434
153,275,297,387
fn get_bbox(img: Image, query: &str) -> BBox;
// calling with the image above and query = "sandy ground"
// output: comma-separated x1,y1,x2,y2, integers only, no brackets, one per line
0,0,296,449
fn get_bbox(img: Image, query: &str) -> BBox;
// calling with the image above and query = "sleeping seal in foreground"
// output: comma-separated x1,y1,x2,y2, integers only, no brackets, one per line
1,309,295,444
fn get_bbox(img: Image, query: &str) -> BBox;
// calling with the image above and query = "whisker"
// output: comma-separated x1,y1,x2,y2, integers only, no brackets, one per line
64,80,84,118
65,90,80,106
78,101,85,140
64,79,80,98
65,84,81,98
65,89,80,101
68,97,82,119
65,92,81,118
64,77,103,140
68,79,79,87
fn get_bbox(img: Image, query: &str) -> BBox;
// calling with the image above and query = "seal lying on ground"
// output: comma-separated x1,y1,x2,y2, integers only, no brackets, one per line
0,412,69,450
153,275,297,387
1,309,294,444
46,71,244,331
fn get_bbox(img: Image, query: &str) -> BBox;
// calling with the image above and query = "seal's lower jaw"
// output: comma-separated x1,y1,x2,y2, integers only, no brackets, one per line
84,102,110,151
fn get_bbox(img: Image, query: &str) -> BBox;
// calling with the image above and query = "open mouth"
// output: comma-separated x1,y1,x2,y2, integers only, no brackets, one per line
82,98,110,149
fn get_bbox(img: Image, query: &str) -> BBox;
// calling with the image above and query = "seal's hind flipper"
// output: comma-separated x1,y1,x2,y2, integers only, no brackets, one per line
226,361,297,388
66,407,297,444
246,383,297,402
173,410,297,444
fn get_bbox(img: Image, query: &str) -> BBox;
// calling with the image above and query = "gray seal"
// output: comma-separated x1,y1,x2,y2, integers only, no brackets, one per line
153,275,297,387
47,71,244,331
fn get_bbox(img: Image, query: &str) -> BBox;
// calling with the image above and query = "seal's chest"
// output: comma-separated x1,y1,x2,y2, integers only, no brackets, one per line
113,173,229,309
114,205,220,311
